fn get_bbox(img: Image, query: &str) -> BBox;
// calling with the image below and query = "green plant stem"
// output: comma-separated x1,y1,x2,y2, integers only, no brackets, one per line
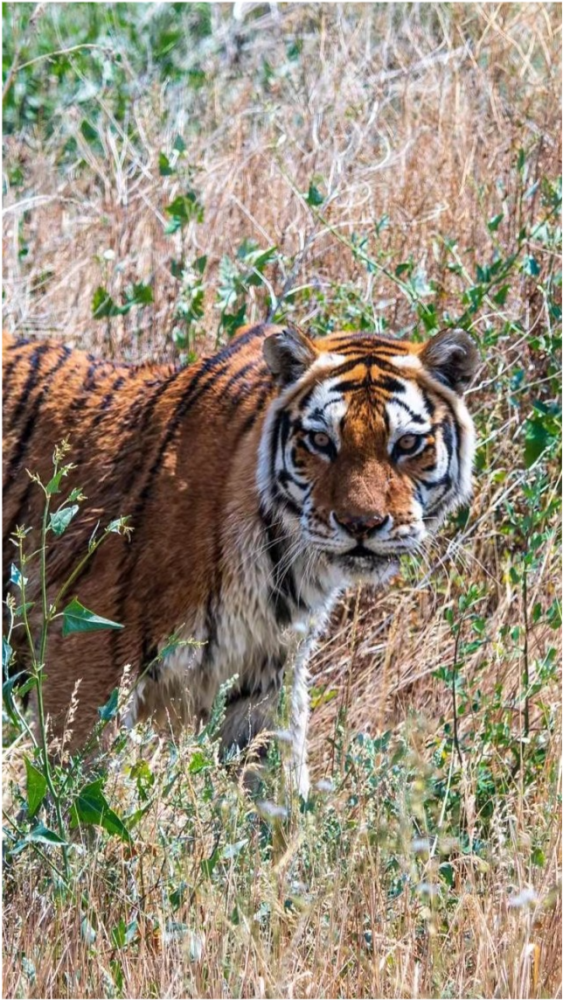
451,625,463,767
52,528,111,609
522,564,530,739
34,491,71,879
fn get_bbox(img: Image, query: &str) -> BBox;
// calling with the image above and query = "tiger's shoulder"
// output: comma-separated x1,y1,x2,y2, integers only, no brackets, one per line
2,324,275,504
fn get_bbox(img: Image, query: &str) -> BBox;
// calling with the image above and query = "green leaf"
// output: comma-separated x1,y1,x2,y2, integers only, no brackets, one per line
493,284,510,306
27,823,67,845
67,486,84,503
159,151,174,176
50,505,79,537
62,598,123,637
12,823,67,853
305,182,324,207
173,134,186,153
111,918,137,949
2,637,13,670
523,255,540,277
487,213,503,232
3,670,36,715
46,469,66,495
25,757,48,818
10,564,27,589
165,190,204,228
70,778,132,842
524,417,555,467
98,687,119,722
80,119,99,145
188,749,209,774
124,282,153,308
92,285,119,319
200,849,219,879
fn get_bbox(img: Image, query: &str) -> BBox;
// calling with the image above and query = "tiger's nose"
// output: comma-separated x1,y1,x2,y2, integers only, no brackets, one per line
333,513,389,538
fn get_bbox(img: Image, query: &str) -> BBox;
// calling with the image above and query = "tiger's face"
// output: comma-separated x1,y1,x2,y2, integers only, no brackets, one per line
259,326,478,586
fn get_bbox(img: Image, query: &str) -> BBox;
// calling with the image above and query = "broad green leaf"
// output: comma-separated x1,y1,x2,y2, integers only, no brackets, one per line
25,757,48,818
92,285,119,319
188,749,209,774
27,823,67,845
487,213,503,232
165,190,204,227
50,505,79,537
111,917,138,949
98,687,119,722
80,119,99,145
10,564,27,589
12,823,67,853
62,598,123,637
13,601,34,618
70,778,132,842
159,151,174,176
305,182,324,207
124,282,153,308
46,469,66,494
524,417,554,467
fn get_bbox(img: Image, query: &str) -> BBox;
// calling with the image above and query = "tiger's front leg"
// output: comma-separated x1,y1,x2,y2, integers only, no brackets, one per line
219,640,312,799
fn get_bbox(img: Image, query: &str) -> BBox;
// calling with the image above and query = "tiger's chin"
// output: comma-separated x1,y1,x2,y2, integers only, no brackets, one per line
324,549,401,585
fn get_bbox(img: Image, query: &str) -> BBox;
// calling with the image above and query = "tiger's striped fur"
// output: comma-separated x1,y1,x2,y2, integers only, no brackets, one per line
3,324,478,794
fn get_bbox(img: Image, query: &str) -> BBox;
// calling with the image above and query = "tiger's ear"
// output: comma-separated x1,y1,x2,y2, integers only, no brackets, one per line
419,329,479,394
263,326,318,386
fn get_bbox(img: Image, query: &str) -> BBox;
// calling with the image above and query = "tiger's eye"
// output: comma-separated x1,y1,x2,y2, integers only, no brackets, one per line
311,431,330,449
396,434,419,452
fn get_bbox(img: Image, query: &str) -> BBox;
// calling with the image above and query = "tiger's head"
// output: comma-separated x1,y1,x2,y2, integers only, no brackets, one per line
258,326,478,589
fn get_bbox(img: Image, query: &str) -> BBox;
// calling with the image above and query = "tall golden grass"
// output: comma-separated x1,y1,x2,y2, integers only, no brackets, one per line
2,4,561,998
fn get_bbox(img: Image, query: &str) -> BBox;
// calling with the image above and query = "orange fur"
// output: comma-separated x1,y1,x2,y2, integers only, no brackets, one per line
3,323,477,781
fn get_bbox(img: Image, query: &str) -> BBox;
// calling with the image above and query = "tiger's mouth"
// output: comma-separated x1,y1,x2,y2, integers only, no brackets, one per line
325,545,401,577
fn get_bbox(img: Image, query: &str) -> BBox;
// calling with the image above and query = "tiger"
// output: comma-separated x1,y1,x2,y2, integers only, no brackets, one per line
3,323,478,796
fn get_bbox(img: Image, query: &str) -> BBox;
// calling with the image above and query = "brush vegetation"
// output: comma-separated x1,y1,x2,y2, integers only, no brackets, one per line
2,4,562,999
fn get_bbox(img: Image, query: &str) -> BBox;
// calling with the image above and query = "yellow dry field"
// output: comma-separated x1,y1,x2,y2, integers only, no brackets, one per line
2,5,561,999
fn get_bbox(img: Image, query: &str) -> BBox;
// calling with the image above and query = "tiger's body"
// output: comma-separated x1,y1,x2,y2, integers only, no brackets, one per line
3,323,478,795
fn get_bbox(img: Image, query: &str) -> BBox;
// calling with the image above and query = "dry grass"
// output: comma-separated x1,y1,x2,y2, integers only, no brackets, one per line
2,4,562,999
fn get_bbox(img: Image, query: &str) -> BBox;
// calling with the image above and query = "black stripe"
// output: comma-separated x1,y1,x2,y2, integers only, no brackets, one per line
135,325,266,515
2,354,24,402
221,359,258,396
386,398,427,423
89,376,127,427
6,342,51,431
278,469,305,491
327,335,407,352
4,346,72,487
440,418,454,460
69,362,100,413
421,389,436,417
259,504,296,625
425,473,452,489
